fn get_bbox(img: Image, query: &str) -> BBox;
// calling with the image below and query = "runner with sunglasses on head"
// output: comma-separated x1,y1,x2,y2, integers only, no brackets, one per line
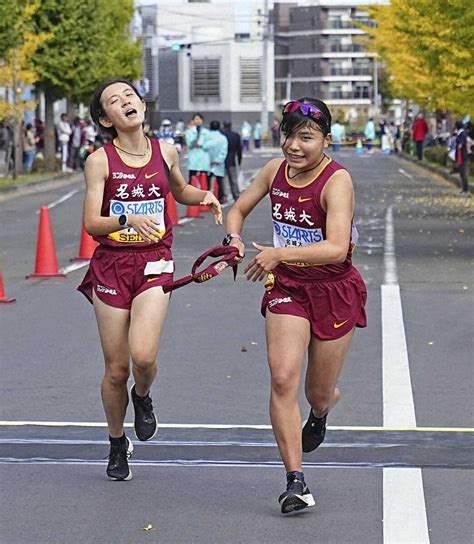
224,97,367,514
78,78,221,482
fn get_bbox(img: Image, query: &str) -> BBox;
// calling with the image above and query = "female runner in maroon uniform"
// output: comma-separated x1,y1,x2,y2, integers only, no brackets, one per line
225,98,366,513
79,79,221,481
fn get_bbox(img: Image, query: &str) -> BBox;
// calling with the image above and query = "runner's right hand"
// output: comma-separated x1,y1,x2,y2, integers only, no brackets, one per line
126,214,162,242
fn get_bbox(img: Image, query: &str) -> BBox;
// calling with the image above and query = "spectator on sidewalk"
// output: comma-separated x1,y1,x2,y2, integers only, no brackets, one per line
35,119,45,153
69,117,85,171
455,120,470,196
185,113,211,186
222,121,242,202
241,120,252,152
206,121,228,204
412,112,429,161
253,121,262,149
331,120,345,152
364,118,375,153
57,113,72,172
23,123,37,173
271,119,280,147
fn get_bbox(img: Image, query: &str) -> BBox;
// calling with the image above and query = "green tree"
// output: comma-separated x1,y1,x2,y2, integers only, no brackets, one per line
30,0,142,167
362,0,474,116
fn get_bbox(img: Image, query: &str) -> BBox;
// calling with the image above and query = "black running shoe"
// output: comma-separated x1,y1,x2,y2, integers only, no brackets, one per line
107,436,133,481
278,471,315,514
131,384,157,441
302,410,327,453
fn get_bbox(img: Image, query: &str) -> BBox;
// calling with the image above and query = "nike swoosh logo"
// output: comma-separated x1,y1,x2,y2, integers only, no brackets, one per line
298,196,312,203
333,319,349,329
144,172,159,179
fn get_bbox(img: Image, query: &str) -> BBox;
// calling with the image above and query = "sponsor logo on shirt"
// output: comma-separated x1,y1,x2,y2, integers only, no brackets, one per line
273,220,324,247
272,187,289,199
108,198,166,243
112,172,136,180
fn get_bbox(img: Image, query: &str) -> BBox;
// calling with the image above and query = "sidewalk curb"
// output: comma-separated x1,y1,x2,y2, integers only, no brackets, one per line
397,152,471,193
0,172,83,201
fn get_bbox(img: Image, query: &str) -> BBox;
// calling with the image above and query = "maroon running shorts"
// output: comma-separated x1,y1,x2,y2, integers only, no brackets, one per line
78,245,174,309
261,267,367,340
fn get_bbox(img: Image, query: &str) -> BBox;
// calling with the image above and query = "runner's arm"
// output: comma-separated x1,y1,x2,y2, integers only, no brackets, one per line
225,159,280,257
82,149,162,242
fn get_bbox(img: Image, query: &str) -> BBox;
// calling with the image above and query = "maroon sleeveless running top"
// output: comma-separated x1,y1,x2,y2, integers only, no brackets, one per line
94,137,173,250
271,157,358,281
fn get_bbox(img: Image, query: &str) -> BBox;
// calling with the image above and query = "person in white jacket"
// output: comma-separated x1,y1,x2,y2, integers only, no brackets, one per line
57,113,72,172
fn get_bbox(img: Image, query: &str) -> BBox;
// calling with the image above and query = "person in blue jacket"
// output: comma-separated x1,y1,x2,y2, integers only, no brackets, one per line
185,113,211,185
206,120,228,203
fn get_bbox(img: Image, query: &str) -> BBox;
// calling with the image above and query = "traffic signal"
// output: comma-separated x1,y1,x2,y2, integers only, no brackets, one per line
170,43,192,53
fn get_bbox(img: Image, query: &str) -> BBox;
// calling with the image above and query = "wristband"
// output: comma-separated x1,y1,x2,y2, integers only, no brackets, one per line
222,233,242,246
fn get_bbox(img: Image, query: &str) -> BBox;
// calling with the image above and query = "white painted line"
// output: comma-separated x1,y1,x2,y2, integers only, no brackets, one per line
0,420,271,429
384,206,398,285
34,189,81,213
398,168,413,180
0,420,471,432
382,206,430,543
384,468,429,543
60,260,89,275
382,284,416,427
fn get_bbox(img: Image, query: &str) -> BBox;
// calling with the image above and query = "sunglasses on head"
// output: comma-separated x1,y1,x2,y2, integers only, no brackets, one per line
282,101,326,123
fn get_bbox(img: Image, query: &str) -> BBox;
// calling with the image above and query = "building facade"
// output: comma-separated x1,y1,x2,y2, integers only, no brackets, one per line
135,1,274,131
273,1,388,123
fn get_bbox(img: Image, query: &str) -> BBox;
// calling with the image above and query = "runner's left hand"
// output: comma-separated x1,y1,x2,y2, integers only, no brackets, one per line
200,191,222,225
244,242,282,282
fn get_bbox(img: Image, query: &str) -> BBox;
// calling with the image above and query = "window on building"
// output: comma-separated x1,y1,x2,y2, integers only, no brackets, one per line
191,58,220,102
329,84,343,99
240,58,261,102
354,59,371,75
328,37,342,52
355,83,370,99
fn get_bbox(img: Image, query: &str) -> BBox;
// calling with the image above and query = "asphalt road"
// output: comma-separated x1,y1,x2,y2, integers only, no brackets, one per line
0,148,473,544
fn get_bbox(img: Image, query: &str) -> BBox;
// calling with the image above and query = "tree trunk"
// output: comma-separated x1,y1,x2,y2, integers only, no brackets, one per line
44,94,57,171
12,121,22,179
67,100,76,121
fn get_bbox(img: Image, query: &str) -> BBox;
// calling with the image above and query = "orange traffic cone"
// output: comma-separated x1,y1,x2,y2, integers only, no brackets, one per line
199,172,210,213
186,175,201,218
26,206,66,279
0,271,15,304
71,223,98,261
166,192,180,226
213,176,220,200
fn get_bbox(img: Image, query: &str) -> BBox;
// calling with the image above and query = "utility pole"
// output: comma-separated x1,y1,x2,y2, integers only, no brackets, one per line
373,56,379,117
285,72,292,103
12,49,22,179
260,0,270,140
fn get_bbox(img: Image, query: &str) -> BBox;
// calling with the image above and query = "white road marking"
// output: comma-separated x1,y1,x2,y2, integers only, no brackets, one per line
382,205,430,543
34,188,81,212
60,260,89,275
398,168,413,180
0,421,470,432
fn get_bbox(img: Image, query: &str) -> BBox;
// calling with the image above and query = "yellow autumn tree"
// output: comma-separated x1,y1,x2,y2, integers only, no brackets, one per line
362,0,474,116
0,2,51,122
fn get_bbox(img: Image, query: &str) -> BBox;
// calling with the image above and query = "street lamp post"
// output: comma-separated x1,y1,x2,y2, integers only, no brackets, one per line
260,0,270,140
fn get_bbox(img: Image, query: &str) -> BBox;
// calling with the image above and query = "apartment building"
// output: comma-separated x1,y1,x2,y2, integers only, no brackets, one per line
273,1,388,122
